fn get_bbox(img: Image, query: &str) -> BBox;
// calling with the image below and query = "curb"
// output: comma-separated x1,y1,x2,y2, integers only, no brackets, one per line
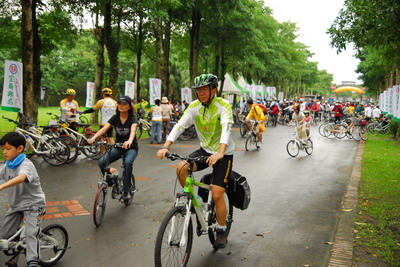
328,140,365,266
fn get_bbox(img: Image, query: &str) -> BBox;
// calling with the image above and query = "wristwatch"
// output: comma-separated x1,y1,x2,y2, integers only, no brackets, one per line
160,146,169,150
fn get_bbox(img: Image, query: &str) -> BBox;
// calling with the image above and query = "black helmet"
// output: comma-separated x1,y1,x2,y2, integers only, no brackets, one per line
192,74,218,89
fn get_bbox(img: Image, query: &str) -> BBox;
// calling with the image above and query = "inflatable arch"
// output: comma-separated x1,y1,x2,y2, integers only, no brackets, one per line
333,86,364,95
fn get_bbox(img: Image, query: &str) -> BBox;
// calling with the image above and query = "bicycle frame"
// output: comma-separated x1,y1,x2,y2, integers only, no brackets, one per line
15,127,55,156
173,176,212,247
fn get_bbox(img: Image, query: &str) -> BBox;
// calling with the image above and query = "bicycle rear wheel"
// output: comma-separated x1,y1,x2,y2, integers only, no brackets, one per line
93,185,107,227
41,137,70,166
81,134,103,159
360,126,368,141
286,140,299,157
39,224,69,266
179,127,193,141
154,206,193,267
305,139,313,155
208,192,233,247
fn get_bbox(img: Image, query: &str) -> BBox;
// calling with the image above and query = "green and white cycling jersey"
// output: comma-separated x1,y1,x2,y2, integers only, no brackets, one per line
167,97,235,155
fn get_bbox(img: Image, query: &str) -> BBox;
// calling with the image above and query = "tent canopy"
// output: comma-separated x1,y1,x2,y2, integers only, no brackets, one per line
219,73,245,95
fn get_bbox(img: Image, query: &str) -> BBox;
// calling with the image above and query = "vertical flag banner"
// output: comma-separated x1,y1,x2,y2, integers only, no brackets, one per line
40,87,46,100
85,82,95,108
382,90,388,114
149,78,162,106
388,87,394,117
1,60,23,112
181,88,192,104
394,85,400,121
125,81,135,100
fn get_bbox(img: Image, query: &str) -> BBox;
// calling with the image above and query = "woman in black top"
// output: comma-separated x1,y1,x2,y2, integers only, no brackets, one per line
88,96,138,200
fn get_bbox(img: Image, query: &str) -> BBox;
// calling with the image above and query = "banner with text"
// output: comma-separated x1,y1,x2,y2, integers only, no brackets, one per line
394,85,400,120
125,81,135,100
181,88,192,105
149,78,162,106
85,82,95,108
1,60,23,112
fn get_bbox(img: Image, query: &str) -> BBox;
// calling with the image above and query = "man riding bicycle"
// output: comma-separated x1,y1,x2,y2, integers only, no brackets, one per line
156,74,234,249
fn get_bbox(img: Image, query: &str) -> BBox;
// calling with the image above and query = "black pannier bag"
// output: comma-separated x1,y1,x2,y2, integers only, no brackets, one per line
197,171,251,210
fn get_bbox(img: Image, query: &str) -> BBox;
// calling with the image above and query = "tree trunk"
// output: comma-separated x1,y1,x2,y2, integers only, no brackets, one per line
134,14,144,100
92,8,105,126
155,18,162,79
31,0,41,121
104,0,119,91
218,46,227,97
189,2,201,86
162,13,171,97
21,0,35,121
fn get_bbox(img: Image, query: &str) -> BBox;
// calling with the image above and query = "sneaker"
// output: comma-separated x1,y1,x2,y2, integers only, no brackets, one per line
213,229,228,248
121,192,131,201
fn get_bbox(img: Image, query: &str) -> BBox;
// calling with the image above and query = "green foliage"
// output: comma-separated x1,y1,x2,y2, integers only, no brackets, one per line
388,120,399,137
356,134,400,266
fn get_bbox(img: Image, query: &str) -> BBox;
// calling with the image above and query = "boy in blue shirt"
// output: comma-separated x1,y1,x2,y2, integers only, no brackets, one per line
0,131,46,267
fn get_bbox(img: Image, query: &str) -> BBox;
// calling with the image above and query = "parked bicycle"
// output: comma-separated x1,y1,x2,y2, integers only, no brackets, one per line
136,114,152,139
154,153,233,267
2,116,70,166
93,143,137,227
286,124,313,157
178,125,197,141
0,219,69,267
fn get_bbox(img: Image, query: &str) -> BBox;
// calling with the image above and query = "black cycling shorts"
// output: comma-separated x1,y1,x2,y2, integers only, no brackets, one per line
188,148,233,189
101,125,114,138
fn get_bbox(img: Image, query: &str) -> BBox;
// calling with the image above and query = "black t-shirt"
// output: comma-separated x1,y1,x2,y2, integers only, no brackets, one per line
108,114,139,149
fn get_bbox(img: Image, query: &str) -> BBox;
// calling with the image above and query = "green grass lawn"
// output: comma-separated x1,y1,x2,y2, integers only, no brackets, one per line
354,134,400,266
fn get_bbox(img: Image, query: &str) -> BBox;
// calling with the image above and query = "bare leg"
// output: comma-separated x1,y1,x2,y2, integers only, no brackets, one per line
175,160,197,187
212,185,227,226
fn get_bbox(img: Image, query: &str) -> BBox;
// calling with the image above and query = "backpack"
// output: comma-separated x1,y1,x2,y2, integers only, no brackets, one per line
255,104,268,115
197,171,251,210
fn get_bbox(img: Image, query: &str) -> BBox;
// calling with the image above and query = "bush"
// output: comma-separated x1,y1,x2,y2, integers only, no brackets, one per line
388,119,399,137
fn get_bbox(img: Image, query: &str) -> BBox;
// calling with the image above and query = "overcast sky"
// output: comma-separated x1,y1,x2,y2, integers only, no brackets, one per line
265,0,360,84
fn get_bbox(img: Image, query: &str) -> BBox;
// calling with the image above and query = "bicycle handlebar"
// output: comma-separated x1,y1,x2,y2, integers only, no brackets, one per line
2,116,36,127
166,153,208,163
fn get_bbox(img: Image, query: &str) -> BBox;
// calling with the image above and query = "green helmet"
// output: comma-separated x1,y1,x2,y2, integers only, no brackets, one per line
192,74,218,89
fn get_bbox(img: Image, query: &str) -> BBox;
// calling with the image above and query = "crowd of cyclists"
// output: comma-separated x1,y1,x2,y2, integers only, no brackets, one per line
1,72,390,265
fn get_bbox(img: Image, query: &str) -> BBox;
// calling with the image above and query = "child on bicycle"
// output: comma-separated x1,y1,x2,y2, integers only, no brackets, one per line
304,110,313,136
0,131,46,267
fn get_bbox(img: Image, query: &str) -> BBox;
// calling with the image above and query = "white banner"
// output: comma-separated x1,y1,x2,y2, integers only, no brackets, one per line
278,91,284,101
149,78,162,106
40,87,46,100
1,60,23,112
382,90,387,113
394,85,400,119
388,87,394,116
125,80,135,100
181,88,192,105
85,82,95,108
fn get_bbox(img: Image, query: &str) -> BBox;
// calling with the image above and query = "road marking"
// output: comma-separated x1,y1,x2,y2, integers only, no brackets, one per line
43,200,90,220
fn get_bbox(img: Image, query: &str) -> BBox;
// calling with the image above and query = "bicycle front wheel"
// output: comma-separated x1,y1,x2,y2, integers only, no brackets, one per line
360,126,368,141
208,192,234,247
245,135,258,151
154,206,193,267
93,185,107,227
39,224,69,266
60,135,78,163
286,140,299,157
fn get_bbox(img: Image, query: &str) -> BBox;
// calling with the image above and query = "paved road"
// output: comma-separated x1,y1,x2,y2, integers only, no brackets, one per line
0,125,359,266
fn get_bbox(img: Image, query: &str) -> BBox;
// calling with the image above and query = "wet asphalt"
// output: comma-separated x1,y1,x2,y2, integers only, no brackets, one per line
0,124,359,267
